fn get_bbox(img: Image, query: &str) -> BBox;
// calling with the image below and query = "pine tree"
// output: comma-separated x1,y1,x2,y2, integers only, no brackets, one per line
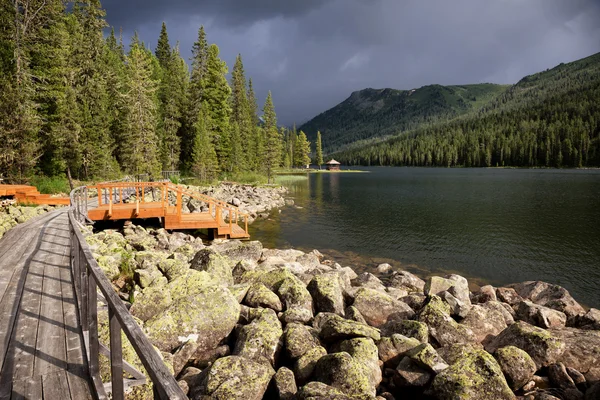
192,105,219,181
121,41,160,175
247,78,260,170
202,44,231,172
295,130,312,167
230,54,251,171
262,91,281,182
155,22,170,68
315,131,323,168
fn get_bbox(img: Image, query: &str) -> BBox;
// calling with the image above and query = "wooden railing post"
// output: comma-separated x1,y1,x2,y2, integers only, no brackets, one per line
109,307,124,399
245,215,248,234
88,270,101,386
97,185,101,206
177,189,182,220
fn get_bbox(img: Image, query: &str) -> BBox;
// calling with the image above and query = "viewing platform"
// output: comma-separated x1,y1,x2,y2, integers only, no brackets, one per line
0,185,70,206
83,182,250,239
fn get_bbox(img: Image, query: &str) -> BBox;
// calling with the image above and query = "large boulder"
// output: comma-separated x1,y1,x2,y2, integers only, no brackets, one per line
307,273,345,316
570,308,600,330
494,345,537,390
418,295,477,347
244,283,283,312
462,304,509,343
284,323,321,360
405,343,449,374
272,367,297,400
496,287,524,306
508,281,585,319
336,338,382,393
380,320,429,343
352,288,414,327
190,248,234,285
145,284,240,352
388,270,426,292
431,347,515,400
394,356,433,389
517,301,567,329
485,321,565,369
378,334,421,368
319,314,381,343
425,274,471,306
210,240,263,263
552,327,600,374
294,346,327,384
130,285,173,322
314,352,376,398
295,381,354,400
191,355,274,400
351,272,387,292
233,308,283,366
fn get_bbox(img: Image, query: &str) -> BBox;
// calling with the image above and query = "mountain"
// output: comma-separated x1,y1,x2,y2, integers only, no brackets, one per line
332,52,600,168
299,83,510,153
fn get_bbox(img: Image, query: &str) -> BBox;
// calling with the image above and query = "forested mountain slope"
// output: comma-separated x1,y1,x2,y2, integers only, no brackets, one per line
333,52,600,168
300,83,509,153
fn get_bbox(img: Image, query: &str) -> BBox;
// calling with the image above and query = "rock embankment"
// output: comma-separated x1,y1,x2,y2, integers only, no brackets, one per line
84,224,600,400
0,204,63,239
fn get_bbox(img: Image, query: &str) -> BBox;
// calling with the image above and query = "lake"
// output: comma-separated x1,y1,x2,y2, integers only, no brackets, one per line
249,168,600,308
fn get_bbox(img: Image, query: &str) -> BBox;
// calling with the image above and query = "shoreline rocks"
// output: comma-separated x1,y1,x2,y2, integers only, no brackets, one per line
79,198,599,399
0,204,63,239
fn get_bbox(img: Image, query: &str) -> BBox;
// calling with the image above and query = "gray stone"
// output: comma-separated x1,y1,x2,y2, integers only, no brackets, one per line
495,345,537,390
377,334,421,368
418,295,477,347
308,273,345,316
380,320,428,343
462,304,509,343
273,367,297,400
394,357,432,388
496,287,524,306
517,301,567,329
389,270,426,292
352,288,414,328
244,283,283,311
284,323,321,360
319,314,381,343
508,281,585,319
233,308,283,366
314,352,376,398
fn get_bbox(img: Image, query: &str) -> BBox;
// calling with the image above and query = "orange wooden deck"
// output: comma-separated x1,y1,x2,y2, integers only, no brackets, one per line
0,185,70,206
85,182,249,239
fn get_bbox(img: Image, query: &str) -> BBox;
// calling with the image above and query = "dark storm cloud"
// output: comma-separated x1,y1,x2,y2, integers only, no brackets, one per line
101,0,600,125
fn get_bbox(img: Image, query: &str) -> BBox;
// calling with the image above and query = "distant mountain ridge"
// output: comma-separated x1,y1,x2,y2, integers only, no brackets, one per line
299,83,510,153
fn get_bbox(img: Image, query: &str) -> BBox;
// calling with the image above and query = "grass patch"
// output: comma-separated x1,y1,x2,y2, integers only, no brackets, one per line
275,175,309,184
222,171,268,185
29,175,71,194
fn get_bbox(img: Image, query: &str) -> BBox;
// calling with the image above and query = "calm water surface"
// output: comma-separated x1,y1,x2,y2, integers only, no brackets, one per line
249,168,600,308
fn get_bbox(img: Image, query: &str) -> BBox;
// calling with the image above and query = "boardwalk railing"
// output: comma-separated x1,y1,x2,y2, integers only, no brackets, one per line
69,186,187,400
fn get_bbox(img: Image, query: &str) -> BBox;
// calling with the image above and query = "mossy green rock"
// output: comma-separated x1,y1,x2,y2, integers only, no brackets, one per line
131,285,173,322
244,283,283,311
190,248,234,285
194,355,274,400
314,352,376,397
295,381,356,400
485,321,565,369
405,343,449,373
134,265,166,289
319,314,381,343
352,287,415,327
210,240,263,263
337,338,382,392
135,251,168,269
157,257,188,281
294,346,327,384
285,322,321,360
233,308,283,366
145,285,240,352
431,348,515,400
418,295,477,346
377,334,421,368
273,367,298,400
96,255,121,280
495,345,537,390
381,320,429,343
307,273,345,316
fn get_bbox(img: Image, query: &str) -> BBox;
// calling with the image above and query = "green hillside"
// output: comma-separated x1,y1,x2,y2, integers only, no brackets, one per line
299,83,509,153
332,52,600,168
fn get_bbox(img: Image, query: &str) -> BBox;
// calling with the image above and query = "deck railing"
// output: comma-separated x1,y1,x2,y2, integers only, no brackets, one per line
68,186,187,400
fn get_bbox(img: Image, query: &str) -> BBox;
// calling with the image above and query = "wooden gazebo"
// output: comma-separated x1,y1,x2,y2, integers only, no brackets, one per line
325,159,341,171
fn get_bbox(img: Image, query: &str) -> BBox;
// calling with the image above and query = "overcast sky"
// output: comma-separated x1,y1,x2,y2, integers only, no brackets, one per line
101,0,600,125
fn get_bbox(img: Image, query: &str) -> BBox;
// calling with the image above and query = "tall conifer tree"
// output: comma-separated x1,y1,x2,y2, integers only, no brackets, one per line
315,131,323,168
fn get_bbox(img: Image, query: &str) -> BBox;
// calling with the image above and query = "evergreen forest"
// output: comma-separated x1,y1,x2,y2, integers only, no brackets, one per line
328,53,600,168
0,0,312,184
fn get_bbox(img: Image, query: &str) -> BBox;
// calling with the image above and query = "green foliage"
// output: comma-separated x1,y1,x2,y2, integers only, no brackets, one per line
334,53,600,168
30,175,71,194
300,83,510,154
315,131,324,167
295,131,312,167
226,171,268,185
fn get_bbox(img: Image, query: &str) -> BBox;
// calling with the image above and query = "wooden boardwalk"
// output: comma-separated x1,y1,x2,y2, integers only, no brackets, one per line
0,185,70,206
85,182,250,239
0,209,93,400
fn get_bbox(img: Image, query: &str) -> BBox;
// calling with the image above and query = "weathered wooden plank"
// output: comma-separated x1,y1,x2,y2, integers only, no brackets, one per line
9,376,42,400
41,370,71,400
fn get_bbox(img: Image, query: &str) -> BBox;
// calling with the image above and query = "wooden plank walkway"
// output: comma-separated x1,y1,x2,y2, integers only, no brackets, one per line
0,209,94,400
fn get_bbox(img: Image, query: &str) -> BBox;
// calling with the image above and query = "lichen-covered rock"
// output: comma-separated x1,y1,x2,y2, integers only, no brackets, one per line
418,295,477,347
244,283,283,311
337,338,382,392
228,283,251,303
442,290,472,318
319,314,381,343
378,334,421,368
352,272,387,292
431,347,515,400
190,248,234,285
272,367,297,400
352,288,414,328
210,240,263,263
517,301,567,329
345,306,367,324
191,355,274,400
314,352,376,398
234,308,283,366
294,381,354,400
380,320,428,343
405,343,449,373
437,343,483,366
472,285,498,303
131,285,173,322
294,346,327,384
548,362,577,390
495,345,537,390
157,257,188,281
96,254,122,280
308,273,345,316
394,356,432,389
508,281,585,319
570,308,600,330
284,322,321,360
389,270,426,292
496,287,524,306
552,327,600,374
145,285,240,352
134,265,166,289
485,321,565,369
462,304,509,343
